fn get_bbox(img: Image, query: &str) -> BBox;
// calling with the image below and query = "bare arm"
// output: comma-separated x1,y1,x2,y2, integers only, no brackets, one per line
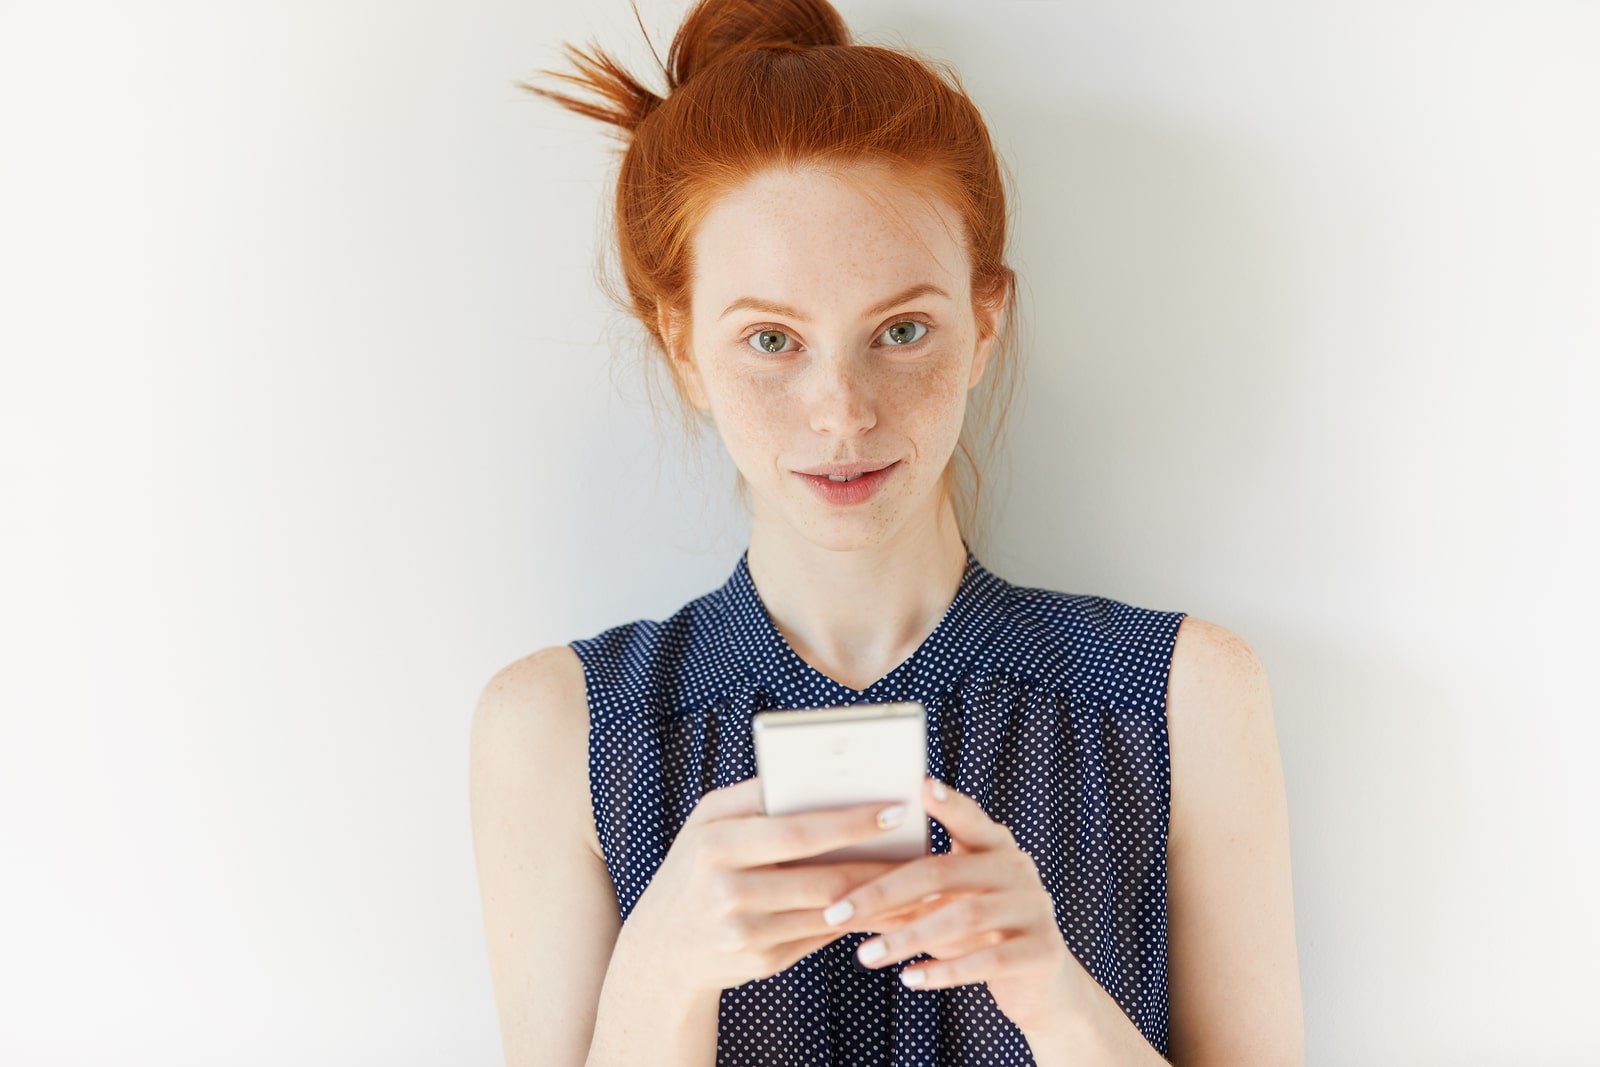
469,646,722,1066
469,646,622,1065
1164,617,1306,1064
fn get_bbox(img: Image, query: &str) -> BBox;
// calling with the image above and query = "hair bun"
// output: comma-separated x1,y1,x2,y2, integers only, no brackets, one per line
518,0,850,141
667,0,850,90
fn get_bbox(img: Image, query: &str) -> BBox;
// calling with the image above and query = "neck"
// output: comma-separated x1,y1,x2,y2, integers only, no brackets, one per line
745,494,970,693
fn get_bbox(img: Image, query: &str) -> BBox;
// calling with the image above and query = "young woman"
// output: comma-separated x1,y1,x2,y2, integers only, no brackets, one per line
469,1,1304,1064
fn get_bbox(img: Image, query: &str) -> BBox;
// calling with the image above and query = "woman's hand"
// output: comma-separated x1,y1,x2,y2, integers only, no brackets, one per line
621,776,911,1000
820,775,1082,1037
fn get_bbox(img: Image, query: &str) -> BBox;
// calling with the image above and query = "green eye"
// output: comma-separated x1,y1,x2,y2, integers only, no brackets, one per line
741,318,932,355
747,328,793,355
880,320,928,346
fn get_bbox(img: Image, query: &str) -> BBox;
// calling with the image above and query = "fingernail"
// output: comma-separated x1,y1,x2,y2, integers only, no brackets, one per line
876,804,906,829
857,938,886,965
930,779,948,801
900,967,926,987
823,898,854,925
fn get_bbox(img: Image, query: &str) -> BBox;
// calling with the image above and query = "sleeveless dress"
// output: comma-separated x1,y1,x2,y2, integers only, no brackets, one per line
569,542,1187,1066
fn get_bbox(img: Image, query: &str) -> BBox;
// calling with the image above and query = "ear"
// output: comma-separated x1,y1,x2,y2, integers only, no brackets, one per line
657,302,709,412
968,284,1009,390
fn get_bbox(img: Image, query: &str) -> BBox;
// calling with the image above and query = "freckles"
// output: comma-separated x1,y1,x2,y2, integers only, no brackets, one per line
880,355,949,395
879,356,969,419
711,361,789,418
706,374,794,462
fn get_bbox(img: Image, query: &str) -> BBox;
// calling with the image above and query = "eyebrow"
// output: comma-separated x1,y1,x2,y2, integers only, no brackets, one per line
718,282,953,322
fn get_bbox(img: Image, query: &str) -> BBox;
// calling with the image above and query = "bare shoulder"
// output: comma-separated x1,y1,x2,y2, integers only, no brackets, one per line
1165,616,1272,790
1162,615,1305,1064
470,645,598,858
1164,613,1277,856
1167,615,1270,712
476,644,588,727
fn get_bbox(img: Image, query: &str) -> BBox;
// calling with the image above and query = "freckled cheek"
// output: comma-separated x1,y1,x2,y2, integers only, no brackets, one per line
701,374,794,461
902,368,972,470
702,356,967,444
876,361,970,425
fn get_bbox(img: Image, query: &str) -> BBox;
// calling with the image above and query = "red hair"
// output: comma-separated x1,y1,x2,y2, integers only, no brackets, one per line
519,0,1023,548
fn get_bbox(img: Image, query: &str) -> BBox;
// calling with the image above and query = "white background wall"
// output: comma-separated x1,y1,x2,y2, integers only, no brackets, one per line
2,1,1595,1062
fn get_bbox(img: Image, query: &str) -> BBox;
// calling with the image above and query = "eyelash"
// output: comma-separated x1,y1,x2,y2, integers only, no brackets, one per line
738,315,936,356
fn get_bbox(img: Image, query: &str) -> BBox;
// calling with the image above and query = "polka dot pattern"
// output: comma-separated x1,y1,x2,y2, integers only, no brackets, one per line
569,542,1187,1064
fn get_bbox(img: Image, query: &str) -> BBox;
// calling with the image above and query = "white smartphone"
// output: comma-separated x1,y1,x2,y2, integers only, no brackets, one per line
751,700,929,865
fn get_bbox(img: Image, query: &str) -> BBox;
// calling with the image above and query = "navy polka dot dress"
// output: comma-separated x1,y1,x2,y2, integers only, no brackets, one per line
568,541,1187,1065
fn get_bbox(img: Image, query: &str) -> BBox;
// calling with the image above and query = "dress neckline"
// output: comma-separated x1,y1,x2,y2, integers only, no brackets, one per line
719,540,1009,705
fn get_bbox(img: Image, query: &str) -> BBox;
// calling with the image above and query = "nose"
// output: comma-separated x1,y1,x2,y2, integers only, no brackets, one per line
806,355,877,437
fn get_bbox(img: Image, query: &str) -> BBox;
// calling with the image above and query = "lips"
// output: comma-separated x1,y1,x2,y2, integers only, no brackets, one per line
796,461,897,478
795,460,899,504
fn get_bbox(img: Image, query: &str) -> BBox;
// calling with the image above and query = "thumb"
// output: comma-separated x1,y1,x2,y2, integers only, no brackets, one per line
924,775,1012,851
687,775,764,824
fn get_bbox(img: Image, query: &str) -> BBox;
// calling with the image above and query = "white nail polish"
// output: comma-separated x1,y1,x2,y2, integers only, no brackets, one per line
823,898,854,925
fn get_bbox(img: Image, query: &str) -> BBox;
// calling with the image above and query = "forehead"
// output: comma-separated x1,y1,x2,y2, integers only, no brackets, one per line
690,164,969,313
